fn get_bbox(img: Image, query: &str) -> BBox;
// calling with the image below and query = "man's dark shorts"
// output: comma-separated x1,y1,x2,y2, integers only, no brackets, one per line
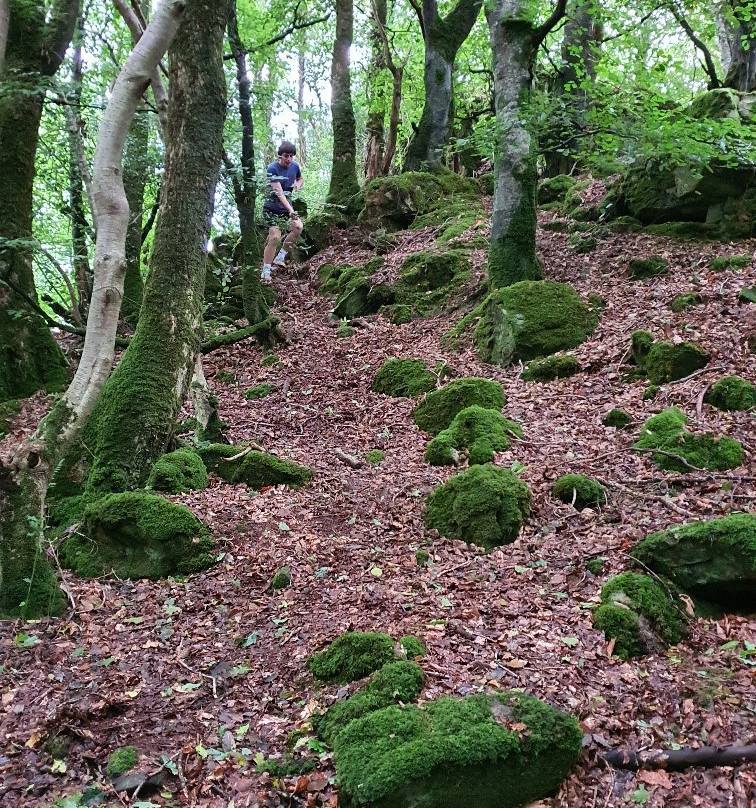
262,208,291,229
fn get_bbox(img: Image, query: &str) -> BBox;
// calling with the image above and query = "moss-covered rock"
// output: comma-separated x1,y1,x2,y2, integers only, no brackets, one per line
670,292,704,312
331,692,582,808
146,448,208,494
632,335,709,383
60,492,216,579
628,256,669,280
568,233,597,253
704,375,756,411
196,444,311,488
521,355,580,382
593,572,687,659
738,285,755,304
424,465,531,551
244,383,277,400
412,377,505,435
602,408,632,429
300,206,353,259
709,253,751,272
634,407,743,472
425,406,523,466
473,281,596,367
538,174,577,205
272,566,291,590
631,513,756,612
371,358,437,397
308,631,416,683
551,474,606,509
107,746,138,778
365,449,385,465
313,661,425,746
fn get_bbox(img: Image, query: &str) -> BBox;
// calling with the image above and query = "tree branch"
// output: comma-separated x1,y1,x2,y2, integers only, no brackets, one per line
667,2,720,89
532,0,568,52
606,744,756,772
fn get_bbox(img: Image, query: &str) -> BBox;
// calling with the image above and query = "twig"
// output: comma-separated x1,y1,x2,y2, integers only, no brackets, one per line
668,365,725,385
634,448,713,475
595,476,696,517
220,443,265,462
696,381,711,418
333,448,363,468
605,743,756,771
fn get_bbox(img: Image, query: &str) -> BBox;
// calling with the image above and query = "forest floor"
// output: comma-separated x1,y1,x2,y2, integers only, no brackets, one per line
1,214,755,808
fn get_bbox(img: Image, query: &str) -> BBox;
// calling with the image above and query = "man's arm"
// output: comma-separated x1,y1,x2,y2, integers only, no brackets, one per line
269,179,296,216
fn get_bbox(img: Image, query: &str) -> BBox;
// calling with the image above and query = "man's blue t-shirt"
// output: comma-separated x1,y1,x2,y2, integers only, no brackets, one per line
263,160,302,214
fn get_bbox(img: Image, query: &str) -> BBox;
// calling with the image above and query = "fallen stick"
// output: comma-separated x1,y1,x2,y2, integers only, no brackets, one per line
333,448,363,468
605,743,756,771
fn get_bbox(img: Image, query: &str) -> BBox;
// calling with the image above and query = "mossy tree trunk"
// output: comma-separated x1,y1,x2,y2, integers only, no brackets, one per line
365,0,388,181
85,0,230,496
543,0,602,177
403,0,482,172
0,0,184,618
0,0,80,401
714,1,755,92
121,108,148,328
485,0,566,288
326,0,360,206
227,0,268,327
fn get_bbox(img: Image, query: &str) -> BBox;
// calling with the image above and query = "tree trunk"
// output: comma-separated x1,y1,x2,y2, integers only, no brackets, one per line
543,0,602,177
326,0,360,206
121,108,148,327
365,0,388,181
713,1,755,91
403,0,482,171
0,0,184,619
86,0,230,496
0,0,80,401
297,48,308,166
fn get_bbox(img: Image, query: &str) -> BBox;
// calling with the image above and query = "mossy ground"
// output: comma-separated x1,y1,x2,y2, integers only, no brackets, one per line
146,448,208,493
634,407,743,472
331,692,582,808
424,406,523,466
244,383,278,400
704,375,755,411
60,492,216,579
628,256,669,279
196,444,312,488
272,566,291,590
670,292,703,312
412,377,504,435
107,746,138,778
602,408,632,429
551,474,606,509
709,254,751,272
424,465,531,551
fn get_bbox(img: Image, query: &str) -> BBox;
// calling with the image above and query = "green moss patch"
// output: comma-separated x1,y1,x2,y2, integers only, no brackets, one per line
196,444,311,488
602,408,632,429
309,631,401,683
704,375,755,411
0,398,20,439
332,692,582,808
424,465,531,551
60,493,216,579
628,256,669,280
634,407,743,472
521,355,579,382
371,358,437,397
631,513,756,612
631,332,709,384
551,474,606,509
425,406,523,466
739,286,755,304
244,383,277,400
365,449,385,465
473,281,596,367
107,746,138,778
412,378,504,435
272,566,291,590
314,661,425,746
709,254,751,272
146,448,208,494
670,293,704,312
593,572,687,659
538,174,577,205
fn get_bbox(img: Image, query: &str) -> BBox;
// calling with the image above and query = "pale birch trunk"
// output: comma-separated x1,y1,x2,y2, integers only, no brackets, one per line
0,0,185,619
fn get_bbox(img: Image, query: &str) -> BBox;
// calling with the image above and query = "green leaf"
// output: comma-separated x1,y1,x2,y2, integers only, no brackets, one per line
561,637,579,647
632,786,650,804
439,597,453,608
175,682,202,692
514,565,528,574
278,521,290,531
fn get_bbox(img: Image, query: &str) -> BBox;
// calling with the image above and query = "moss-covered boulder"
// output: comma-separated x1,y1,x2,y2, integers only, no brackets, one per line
332,692,582,808
60,493,216,579
196,444,311,488
300,205,353,259
308,632,424,684
634,407,743,472
631,333,709,383
740,285,756,304
425,406,522,466
473,281,596,367
593,572,687,659
244,383,277,400
628,256,669,280
387,250,471,320
704,375,756,411
521,355,580,382
107,746,138,778
602,408,632,429
412,377,504,435
424,465,531,551
551,474,606,509
272,566,291,590
631,513,756,612
371,358,438,397
146,449,208,494
670,292,704,312
538,174,577,205
314,661,425,746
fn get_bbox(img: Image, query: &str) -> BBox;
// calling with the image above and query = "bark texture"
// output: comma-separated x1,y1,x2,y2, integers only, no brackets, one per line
714,1,755,91
403,0,483,171
326,0,360,205
86,0,230,496
365,0,388,181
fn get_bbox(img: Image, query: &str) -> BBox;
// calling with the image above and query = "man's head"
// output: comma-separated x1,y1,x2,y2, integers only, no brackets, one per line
277,140,296,163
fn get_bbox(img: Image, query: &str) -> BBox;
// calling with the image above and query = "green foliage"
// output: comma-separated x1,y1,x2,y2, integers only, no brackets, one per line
332,692,582,808
521,354,580,382
308,632,397,683
602,408,632,429
412,377,505,435
634,407,744,472
244,383,277,400
628,256,669,280
424,465,531,551
146,449,208,494
551,474,606,509
371,358,438,398
705,375,756,411
107,746,138,778
424,406,523,466
593,572,687,659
